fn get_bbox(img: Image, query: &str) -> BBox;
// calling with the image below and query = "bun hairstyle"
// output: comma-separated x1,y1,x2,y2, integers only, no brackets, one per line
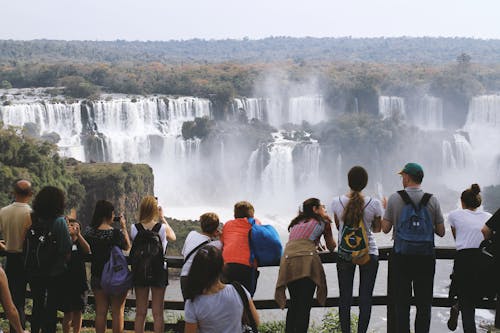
461,183,482,209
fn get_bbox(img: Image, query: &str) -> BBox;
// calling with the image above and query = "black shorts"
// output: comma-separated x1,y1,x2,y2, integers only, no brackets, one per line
132,267,169,288
58,290,88,312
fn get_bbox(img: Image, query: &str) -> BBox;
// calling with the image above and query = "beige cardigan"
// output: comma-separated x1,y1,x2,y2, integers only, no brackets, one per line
274,239,327,309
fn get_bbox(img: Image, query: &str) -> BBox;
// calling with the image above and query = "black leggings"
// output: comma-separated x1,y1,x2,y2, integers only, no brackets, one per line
285,278,316,333
223,263,259,296
30,274,64,333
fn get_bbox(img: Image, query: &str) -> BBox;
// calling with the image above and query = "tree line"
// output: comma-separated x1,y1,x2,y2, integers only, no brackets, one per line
1,37,500,64
1,56,499,125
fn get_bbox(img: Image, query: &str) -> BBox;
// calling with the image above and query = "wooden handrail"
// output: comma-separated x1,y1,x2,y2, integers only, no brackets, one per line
3,247,497,332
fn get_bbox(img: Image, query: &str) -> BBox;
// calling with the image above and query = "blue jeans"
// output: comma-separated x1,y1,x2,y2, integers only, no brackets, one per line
337,254,379,333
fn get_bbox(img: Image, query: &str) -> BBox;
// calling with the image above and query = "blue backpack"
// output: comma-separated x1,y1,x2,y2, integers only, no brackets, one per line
101,246,133,295
248,218,283,266
394,191,434,255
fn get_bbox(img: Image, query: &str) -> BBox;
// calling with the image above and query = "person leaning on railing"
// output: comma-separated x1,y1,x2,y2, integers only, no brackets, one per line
275,198,336,333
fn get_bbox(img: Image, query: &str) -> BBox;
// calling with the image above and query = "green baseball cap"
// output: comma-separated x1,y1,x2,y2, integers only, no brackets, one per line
398,162,424,177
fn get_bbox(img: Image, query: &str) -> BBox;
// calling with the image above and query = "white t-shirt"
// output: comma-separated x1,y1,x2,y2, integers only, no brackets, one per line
448,209,492,250
330,195,383,256
185,284,250,333
181,231,222,277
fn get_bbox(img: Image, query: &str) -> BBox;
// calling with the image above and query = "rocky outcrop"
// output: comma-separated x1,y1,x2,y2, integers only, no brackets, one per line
68,162,154,229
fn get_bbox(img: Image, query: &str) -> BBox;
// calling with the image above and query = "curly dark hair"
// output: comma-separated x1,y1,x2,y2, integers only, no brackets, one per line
32,186,65,219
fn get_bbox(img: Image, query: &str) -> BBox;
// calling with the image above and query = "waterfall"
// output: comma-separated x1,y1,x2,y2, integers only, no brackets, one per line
0,102,85,160
414,95,443,130
465,95,500,131
232,95,326,127
261,133,297,206
463,95,500,182
0,96,212,205
379,96,406,120
453,133,474,169
264,98,284,128
442,140,457,170
244,131,322,209
297,142,321,184
232,98,265,122
288,95,326,125
439,95,500,187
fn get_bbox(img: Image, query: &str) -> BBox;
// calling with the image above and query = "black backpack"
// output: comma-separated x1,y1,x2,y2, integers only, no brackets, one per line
23,213,58,277
130,222,164,286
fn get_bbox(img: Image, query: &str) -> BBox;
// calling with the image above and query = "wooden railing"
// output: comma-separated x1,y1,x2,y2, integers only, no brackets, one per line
3,247,498,332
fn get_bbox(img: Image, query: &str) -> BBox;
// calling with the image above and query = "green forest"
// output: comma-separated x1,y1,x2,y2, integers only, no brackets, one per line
1,37,500,64
2,53,500,126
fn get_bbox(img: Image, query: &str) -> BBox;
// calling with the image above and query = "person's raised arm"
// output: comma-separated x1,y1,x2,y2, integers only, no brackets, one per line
119,215,131,251
75,223,91,254
159,206,176,241
0,268,28,333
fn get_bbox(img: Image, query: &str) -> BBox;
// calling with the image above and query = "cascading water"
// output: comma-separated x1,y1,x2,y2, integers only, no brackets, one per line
461,95,500,184
232,98,266,122
288,95,326,125
0,102,84,160
442,140,457,170
440,95,500,188
3,89,500,215
261,133,297,207
0,95,212,205
379,96,406,120
414,95,444,130
245,131,322,210
264,98,284,128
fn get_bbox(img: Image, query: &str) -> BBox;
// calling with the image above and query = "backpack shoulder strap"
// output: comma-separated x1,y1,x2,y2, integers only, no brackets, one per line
135,223,145,232
231,282,258,332
397,190,418,211
363,197,373,209
183,240,210,264
152,222,162,233
419,193,433,208
339,196,345,209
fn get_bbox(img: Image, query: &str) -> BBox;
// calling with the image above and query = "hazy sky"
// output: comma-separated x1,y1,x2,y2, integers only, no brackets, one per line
2,0,499,40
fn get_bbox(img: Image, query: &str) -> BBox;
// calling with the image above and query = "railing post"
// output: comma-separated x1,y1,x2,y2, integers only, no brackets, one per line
386,250,396,333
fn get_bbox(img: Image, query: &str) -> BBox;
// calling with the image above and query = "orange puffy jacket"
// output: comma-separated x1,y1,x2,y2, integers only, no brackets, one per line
221,217,261,267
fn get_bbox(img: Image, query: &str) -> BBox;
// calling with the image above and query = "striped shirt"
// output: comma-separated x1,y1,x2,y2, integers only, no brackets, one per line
289,218,332,245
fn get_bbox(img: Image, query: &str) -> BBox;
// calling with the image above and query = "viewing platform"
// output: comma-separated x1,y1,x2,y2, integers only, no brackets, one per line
2,247,497,332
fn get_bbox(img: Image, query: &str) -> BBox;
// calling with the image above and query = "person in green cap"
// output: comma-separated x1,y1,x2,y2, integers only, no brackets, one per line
382,162,445,333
